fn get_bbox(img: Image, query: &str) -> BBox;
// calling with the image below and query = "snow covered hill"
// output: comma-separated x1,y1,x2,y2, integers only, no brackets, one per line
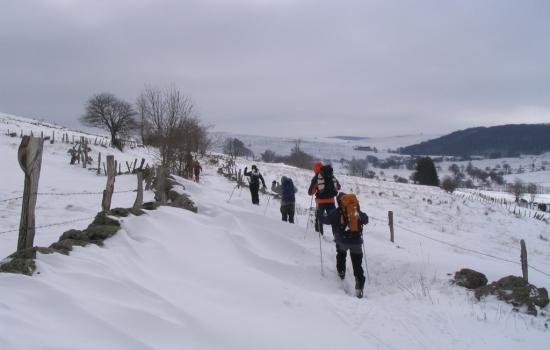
1,113,549,349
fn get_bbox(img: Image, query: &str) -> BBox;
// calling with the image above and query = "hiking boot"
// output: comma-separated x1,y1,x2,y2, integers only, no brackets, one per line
338,272,345,280
355,289,363,299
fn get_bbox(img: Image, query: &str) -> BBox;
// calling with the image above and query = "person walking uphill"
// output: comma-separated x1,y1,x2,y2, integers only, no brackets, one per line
271,176,298,223
244,165,266,205
193,159,202,183
319,192,369,298
308,161,341,236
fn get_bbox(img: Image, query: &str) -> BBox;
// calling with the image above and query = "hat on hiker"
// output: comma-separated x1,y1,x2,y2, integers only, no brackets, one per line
313,161,323,174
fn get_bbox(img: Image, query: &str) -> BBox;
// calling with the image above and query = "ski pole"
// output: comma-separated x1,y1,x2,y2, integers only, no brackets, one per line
318,230,324,277
305,195,314,239
227,184,238,203
362,238,370,283
263,194,271,215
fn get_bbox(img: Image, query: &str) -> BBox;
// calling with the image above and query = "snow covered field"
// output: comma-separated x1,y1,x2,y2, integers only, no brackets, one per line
211,130,550,190
1,114,549,349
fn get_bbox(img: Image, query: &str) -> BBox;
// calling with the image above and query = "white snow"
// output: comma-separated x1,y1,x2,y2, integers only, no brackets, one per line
1,113,549,349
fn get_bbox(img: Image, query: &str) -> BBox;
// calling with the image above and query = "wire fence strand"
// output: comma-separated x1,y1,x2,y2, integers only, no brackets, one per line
0,216,96,236
0,189,136,202
369,215,550,278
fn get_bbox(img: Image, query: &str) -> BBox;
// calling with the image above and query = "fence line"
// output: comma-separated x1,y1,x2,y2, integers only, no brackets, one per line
368,215,550,278
1,189,136,203
0,216,96,236
0,196,24,203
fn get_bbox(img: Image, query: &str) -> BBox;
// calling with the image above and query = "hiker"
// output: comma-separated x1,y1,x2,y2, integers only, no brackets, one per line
319,192,369,298
193,159,202,183
244,165,266,205
184,152,194,179
308,161,341,236
271,176,298,223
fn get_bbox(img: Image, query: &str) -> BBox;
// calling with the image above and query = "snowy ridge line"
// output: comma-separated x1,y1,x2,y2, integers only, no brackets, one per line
368,215,550,278
0,216,96,236
0,189,136,202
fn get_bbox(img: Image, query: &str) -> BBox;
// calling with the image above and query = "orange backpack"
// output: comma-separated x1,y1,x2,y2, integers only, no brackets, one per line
339,193,361,233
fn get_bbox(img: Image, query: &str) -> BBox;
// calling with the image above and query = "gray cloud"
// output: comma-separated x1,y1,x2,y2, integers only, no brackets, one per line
1,0,549,137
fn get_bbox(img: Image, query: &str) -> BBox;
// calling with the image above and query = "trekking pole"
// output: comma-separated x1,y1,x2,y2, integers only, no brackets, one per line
227,184,238,203
362,239,370,283
263,194,271,215
304,196,314,239
318,231,324,277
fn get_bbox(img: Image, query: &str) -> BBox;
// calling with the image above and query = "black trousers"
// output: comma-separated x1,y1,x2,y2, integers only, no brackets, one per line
315,202,336,235
280,203,295,223
249,183,260,204
336,243,365,290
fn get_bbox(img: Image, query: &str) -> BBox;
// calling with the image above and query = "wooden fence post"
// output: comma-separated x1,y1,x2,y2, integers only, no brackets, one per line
17,136,44,251
133,172,144,209
97,152,101,175
101,155,115,212
82,138,88,169
388,210,394,243
520,239,528,283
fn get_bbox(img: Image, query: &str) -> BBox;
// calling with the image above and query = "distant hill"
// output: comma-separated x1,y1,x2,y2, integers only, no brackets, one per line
329,136,369,141
400,124,550,157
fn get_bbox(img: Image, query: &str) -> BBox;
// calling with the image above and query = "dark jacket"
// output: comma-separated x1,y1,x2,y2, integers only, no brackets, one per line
319,207,368,244
308,174,341,204
244,167,266,188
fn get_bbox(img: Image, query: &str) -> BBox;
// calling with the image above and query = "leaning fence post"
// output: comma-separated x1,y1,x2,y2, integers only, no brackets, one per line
17,136,44,251
102,155,115,212
388,210,394,243
520,239,528,283
133,171,144,209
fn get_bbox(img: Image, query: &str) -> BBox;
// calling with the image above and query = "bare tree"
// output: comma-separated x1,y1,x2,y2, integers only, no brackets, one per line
347,157,369,177
223,138,253,159
81,93,137,150
509,179,525,203
441,176,458,193
526,182,538,204
137,86,210,174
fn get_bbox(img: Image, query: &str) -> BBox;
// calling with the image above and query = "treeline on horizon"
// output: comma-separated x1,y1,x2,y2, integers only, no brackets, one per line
399,124,550,158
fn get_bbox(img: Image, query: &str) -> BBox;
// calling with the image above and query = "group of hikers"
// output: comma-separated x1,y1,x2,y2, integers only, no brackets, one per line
184,153,203,183
243,161,368,298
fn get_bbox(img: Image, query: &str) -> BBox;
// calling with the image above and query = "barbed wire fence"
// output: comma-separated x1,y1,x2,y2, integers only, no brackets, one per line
2,136,154,254
368,215,550,279
0,189,139,236
453,191,549,224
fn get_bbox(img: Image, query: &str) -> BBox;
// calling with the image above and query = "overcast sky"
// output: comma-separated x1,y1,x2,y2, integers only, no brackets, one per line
1,0,549,137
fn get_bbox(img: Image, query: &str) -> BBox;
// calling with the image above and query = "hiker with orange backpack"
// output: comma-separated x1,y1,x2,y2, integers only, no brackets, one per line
319,192,369,298
308,161,341,236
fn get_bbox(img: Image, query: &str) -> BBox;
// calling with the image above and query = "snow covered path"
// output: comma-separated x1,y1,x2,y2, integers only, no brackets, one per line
0,113,549,349
2,163,549,349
